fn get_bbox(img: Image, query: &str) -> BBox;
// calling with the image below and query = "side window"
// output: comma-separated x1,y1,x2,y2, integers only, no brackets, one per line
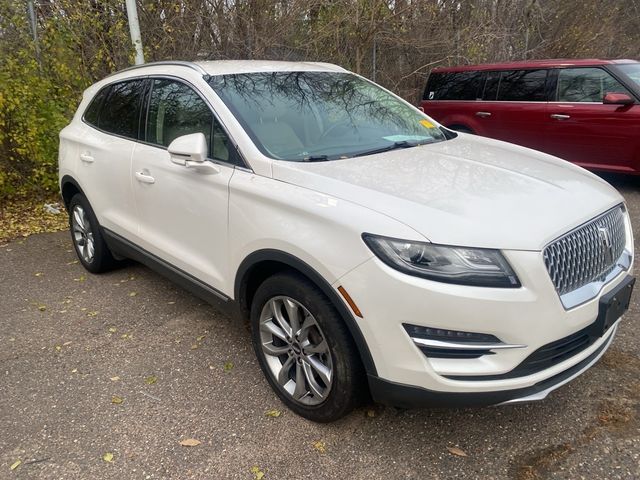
497,69,548,101
83,87,109,127
146,79,230,162
98,80,145,139
425,71,482,100
557,68,631,102
482,71,500,100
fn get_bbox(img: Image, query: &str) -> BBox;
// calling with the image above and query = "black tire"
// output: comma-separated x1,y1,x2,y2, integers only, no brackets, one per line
68,193,119,273
250,272,366,422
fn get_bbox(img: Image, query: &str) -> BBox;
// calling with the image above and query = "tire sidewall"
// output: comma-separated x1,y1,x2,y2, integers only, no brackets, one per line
250,273,361,422
68,194,112,273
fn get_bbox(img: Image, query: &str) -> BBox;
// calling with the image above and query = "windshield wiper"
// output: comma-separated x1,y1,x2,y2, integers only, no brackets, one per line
352,140,426,158
301,155,329,162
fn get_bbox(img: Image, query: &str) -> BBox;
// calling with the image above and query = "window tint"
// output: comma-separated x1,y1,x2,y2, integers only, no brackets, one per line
482,71,500,100
146,79,229,161
497,69,548,101
557,68,631,102
425,71,482,100
83,87,108,127
98,80,145,138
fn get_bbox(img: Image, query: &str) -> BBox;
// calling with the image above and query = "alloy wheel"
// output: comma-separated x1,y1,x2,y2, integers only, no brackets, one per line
71,205,95,264
259,296,333,405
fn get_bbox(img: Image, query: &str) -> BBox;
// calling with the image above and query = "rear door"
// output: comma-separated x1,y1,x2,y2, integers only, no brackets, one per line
544,67,640,172
476,69,551,150
76,79,146,239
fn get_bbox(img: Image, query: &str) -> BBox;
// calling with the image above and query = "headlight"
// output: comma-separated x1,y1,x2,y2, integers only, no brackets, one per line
362,234,520,288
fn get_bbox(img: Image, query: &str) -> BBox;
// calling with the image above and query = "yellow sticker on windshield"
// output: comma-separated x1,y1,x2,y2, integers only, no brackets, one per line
420,119,436,129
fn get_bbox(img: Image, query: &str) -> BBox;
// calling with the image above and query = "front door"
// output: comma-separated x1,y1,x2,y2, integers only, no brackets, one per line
131,78,235,293
545,67,640,173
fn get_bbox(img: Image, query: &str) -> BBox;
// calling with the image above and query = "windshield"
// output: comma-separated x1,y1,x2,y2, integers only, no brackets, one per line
619,63,640,88
209,72,447,161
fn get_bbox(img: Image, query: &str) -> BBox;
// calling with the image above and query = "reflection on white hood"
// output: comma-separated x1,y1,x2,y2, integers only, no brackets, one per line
272,134,623,250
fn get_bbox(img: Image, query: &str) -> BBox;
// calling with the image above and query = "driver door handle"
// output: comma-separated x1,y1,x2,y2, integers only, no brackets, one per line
475,111,491,118
135,171,155,184
550,114,571,120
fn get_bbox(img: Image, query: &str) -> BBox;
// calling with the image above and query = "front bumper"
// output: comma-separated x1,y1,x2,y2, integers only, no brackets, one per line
336,247,633,406
368,320,617,408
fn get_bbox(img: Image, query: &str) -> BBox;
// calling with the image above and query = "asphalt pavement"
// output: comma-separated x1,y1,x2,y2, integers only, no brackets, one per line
1,174,640,479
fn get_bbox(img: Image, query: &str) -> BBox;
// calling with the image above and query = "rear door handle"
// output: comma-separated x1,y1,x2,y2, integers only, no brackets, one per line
79,153,94,163
475,111,491,118
135,171,155,184
550,114,571,120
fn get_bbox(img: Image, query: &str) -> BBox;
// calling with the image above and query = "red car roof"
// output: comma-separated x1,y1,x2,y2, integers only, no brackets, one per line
432,59,639,73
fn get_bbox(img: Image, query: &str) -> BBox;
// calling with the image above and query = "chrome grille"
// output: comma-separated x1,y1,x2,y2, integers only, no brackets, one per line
543,206,626,296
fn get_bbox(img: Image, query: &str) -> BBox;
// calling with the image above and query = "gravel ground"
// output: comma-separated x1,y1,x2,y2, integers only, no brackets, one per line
1,174,639,480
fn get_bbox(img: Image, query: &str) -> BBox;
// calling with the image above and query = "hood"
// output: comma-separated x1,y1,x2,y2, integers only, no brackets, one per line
271,134,624,250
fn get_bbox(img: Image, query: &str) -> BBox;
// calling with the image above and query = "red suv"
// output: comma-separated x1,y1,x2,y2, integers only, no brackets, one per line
421,59,640,174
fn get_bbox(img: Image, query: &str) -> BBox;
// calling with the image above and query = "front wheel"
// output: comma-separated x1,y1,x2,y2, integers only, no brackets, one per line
250,272,365,422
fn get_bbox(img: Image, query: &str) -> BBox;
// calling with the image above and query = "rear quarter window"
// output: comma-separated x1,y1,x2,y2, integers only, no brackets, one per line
83,87,109,127
424,71,482,101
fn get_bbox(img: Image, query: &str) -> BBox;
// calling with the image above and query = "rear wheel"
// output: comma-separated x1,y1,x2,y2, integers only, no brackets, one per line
68,194,119,273
250,272,365,422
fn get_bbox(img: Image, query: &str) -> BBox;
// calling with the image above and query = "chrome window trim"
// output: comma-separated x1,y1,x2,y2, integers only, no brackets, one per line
81,73,253,172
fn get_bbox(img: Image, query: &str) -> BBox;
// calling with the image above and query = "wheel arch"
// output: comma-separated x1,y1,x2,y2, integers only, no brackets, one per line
234,249,377,376
60,175,86,211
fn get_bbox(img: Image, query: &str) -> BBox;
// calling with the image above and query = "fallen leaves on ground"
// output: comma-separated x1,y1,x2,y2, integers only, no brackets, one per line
102,452,114,462
128,291,137,297
447,446,468,457
265,409,281,418
110,376,120,382
223,361,234,372
144,375,157,385
312,441,326,453
10,459,21,470
179,438,201,447
37,305,47,311
250,466,265,479
111,396,124,405
0,196,68,243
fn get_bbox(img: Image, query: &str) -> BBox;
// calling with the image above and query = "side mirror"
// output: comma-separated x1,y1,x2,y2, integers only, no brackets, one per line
603,92,635,105
167,133,208,166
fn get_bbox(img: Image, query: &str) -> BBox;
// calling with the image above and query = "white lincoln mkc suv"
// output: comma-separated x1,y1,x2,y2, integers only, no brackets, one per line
59,60,635,422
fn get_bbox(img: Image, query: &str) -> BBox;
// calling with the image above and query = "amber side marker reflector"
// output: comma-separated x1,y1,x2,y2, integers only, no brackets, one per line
337,286,363,318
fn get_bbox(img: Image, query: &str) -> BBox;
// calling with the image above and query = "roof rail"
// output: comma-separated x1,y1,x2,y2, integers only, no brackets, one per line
105,60,209,79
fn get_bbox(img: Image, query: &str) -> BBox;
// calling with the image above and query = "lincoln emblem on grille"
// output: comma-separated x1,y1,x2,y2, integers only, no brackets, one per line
598,226,614,264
